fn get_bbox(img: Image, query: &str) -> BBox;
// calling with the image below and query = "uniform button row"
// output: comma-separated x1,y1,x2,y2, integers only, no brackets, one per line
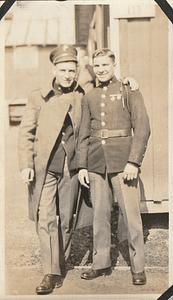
101,112,105,117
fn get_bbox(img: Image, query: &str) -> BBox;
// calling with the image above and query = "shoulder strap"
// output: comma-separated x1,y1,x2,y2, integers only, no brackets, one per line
120,80,131,114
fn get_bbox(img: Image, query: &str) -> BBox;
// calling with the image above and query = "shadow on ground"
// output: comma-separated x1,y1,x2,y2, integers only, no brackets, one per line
68,211,168,270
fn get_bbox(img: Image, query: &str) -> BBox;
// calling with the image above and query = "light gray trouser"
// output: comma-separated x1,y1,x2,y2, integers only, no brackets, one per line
37,162,78,275
89,171,145,273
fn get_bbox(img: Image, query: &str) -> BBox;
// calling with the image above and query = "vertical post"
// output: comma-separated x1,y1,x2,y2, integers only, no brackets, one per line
109,2,121,78
95,5,104,49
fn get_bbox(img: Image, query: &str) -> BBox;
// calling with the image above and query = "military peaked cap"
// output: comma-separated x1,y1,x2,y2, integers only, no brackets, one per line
50,45,78,64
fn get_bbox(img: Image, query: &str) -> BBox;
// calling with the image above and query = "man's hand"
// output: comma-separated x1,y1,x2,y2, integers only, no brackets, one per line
122,163,139,181
21,168,34,184
78,169,90,188
123,77,139,91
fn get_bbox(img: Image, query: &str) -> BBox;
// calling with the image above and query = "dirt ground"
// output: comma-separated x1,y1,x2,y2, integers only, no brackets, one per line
5,126,169,299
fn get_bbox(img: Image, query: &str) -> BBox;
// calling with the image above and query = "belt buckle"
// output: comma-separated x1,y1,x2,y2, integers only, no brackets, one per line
101,129,109,139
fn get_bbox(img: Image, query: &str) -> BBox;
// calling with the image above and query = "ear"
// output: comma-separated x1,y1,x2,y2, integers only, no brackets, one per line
75,65,80,79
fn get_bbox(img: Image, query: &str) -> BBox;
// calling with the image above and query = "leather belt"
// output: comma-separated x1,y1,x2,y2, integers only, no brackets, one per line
91,129,131,139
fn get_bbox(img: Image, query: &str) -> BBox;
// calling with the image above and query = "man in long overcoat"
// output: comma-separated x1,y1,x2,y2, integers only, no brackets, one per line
18,45,88,295
78,48,150,285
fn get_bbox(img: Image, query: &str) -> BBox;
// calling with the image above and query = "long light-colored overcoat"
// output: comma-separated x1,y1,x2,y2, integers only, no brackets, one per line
18,82,92,227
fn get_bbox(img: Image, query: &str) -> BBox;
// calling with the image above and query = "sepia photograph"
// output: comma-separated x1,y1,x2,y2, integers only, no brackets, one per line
0,0,173,299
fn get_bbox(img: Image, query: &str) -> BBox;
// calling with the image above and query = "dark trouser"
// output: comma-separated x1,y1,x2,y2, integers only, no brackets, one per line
89,171,145,273
37,161,78,275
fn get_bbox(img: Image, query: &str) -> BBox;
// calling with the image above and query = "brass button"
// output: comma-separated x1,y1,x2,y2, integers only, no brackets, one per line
101,140,106,145
101,121,106,127
100,103,105,107
117,94,121,100
101,94,106,99
61,141,65,145
103,86,108,91
101,112,105,117
62,132,65,136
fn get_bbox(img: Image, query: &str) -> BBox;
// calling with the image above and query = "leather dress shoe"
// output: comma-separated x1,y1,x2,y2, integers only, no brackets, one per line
36,274,63,295
81,267,111,280
132,271,146,285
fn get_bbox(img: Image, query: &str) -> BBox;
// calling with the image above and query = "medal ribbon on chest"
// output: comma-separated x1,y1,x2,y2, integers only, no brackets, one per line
109,93,121,101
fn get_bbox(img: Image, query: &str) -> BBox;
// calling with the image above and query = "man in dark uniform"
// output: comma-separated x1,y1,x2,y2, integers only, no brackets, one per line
77,48,150,285
18,45,85,295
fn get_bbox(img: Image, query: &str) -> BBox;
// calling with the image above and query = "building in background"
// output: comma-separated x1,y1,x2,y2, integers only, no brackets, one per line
4,0,170,213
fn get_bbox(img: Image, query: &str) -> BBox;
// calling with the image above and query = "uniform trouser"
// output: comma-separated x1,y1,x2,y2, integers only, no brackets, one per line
89,171,145,273
37,162,78,275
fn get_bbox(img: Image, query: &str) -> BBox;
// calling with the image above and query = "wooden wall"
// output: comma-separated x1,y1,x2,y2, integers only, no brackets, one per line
119,5,168,203
5,46,54,100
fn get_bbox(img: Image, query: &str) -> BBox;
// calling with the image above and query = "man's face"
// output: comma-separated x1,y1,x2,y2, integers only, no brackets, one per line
54,61,77,88
93,55,115,82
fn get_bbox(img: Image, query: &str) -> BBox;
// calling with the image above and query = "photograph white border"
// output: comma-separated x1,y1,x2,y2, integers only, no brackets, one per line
0,0,173,298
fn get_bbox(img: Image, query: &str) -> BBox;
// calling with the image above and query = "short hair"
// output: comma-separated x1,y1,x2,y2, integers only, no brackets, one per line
92,48,115,62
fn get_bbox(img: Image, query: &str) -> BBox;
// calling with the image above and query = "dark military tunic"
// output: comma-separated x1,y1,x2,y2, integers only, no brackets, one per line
77,76,150,273
77,76,150,173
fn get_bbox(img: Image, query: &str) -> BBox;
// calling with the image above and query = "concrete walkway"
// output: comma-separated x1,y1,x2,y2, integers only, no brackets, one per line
6,266,166,299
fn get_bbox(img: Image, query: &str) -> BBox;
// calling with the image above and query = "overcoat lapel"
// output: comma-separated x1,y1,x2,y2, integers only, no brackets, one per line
31,91,82,224
29,89,84,225
31,93,72,224
35,93,72,169
68,91,82,137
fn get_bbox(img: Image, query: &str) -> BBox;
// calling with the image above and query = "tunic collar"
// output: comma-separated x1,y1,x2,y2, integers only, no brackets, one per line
40,77,78,99
97,76,118,88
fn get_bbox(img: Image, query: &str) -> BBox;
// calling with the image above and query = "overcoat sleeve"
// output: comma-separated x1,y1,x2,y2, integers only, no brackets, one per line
18,90,41,171
127,88,151,166
76,95,91,169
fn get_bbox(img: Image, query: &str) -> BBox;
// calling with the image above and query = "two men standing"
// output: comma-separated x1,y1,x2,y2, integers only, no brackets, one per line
18,45,150,294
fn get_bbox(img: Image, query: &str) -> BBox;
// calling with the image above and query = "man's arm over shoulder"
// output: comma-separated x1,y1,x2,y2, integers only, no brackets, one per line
18,89,42,171
127,88,151,166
